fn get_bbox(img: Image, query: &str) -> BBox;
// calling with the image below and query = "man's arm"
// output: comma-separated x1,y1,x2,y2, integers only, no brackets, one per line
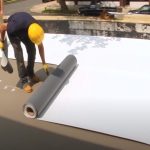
38,42,46,64
0,0,3,16
0,23,7,50
38,42,49,75
0,23,7,42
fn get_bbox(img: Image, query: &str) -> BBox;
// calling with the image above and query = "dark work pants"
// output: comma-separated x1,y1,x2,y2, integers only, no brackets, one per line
11,37,36,86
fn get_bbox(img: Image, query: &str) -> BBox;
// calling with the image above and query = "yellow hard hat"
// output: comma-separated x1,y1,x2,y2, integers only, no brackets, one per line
28,23,44,45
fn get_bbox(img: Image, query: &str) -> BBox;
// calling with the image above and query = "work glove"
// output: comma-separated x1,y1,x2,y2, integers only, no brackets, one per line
0,41,4,50
43,63,49,75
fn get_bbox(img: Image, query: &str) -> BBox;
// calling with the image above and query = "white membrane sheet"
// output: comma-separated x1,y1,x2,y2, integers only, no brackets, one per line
2,34,150,144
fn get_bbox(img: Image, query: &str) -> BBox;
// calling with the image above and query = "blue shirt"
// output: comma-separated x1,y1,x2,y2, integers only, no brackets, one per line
7,12,37,42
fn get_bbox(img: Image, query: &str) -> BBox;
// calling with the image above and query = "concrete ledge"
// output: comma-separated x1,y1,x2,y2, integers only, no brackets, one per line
7,14,149,24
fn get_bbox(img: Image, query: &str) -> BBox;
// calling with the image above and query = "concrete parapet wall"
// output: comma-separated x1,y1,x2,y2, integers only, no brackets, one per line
4,15,150,40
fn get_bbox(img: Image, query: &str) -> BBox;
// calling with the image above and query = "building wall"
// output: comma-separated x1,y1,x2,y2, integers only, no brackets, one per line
38,19,150,40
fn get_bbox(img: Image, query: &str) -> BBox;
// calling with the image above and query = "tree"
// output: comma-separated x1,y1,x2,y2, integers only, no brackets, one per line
91,0,99,5
57,0,68,12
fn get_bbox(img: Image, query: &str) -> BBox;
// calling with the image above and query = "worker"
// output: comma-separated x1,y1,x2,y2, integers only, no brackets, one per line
0,12,49,93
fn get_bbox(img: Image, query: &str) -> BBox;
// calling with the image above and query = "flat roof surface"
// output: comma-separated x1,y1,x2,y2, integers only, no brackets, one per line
0,34,150,149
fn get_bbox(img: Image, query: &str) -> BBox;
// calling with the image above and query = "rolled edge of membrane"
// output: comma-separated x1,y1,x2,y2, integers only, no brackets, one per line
23,104,37,119
23,55,77,119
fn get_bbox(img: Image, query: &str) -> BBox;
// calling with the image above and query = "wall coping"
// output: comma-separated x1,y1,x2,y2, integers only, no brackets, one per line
3,14,150,24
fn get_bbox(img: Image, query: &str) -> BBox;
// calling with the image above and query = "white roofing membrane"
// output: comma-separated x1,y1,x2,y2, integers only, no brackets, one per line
2,33,150,145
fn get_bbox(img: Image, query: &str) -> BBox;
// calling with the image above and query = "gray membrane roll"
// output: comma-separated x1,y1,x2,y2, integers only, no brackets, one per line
23,55,77,118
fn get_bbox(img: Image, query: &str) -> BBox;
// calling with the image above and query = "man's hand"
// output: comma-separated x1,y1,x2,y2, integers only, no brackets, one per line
0,41,4,49
43,64,49,75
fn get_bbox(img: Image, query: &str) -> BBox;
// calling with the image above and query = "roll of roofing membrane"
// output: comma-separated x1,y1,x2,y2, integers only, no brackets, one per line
23,55,77,119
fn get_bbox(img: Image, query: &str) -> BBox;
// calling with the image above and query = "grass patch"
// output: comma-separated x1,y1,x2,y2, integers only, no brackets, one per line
42,7,78,16
4,0,17,3
4,0,25,4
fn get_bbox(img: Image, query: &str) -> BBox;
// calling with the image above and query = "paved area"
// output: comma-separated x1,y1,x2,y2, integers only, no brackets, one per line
30,1,61,14
3,1,150,24
4,0,42,15
30,1,149,14
28,1,150,24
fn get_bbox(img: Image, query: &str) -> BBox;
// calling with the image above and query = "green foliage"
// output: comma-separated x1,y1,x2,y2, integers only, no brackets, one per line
4,0,17,4
42,7,78,16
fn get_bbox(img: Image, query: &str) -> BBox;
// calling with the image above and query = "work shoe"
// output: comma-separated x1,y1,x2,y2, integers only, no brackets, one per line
23,84,33,93
29,75,40,83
